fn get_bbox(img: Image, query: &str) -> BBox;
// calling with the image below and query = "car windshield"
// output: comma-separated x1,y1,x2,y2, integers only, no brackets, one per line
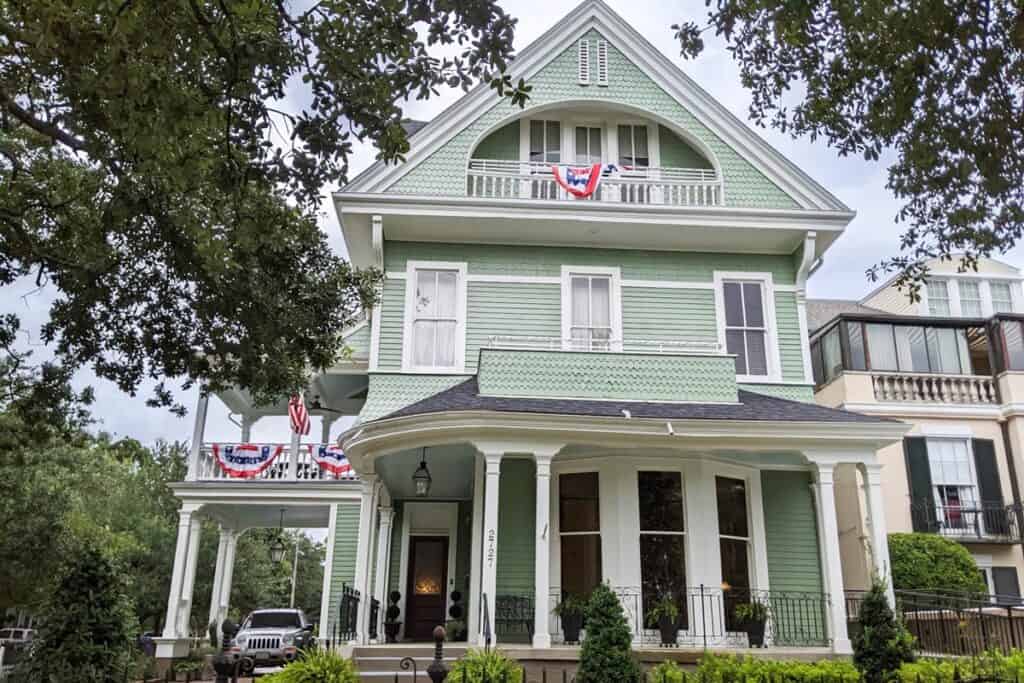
247,612,301,629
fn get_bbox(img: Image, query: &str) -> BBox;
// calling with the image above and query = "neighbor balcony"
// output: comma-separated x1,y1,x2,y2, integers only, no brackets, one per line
466,159,723,207
909,499,1023,544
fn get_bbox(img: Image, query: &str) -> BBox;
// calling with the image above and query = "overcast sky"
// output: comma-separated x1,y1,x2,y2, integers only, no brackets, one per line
5,0,1021,448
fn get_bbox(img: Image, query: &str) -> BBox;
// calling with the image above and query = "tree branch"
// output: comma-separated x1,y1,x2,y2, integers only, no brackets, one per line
0,93,86,152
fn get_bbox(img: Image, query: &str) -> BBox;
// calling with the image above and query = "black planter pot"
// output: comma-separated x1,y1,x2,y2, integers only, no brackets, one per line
657,616,679,647
561,613,584,644
384,621,402,644
744,619,766,648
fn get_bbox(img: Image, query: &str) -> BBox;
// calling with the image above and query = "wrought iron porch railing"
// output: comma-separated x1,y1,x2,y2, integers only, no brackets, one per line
909,500,1023,543
466,159,723,206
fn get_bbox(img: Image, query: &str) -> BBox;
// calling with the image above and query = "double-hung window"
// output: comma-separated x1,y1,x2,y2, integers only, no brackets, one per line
991,282,1014,313
563,268,620,352
617,125,649,169
574,126,602,165
927,280,951,315
723,280,769,377
405,264,465,371
638,472,687,630
928,439,978,531
529,120,561,164
959,281,983,317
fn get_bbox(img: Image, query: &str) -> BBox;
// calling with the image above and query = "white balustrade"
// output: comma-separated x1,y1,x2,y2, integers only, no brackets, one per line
486,335,722,355
193,443,358,482
466,159,723,207
870,372,998,404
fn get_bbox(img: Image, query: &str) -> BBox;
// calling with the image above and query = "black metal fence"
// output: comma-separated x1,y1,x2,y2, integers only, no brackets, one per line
325,582,361,650
369,597,380,642
909,500,1023,542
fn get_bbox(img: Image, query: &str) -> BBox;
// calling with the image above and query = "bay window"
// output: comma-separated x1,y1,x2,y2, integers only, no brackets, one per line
559,472,602,600
638,472,687,630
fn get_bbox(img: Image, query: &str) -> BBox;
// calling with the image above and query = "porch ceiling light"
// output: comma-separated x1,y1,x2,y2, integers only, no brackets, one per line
412,447,432,497
270,509,287,563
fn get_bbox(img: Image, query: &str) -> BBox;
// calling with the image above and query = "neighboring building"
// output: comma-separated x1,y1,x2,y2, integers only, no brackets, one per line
809,256,1024,600
155,0,909,664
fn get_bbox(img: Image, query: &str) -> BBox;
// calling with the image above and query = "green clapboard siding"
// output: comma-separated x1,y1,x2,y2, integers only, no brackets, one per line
622,288,716,342
658,125,713,170
496,459,536,599
342,323,371,358
327,504,361,631
466,282,561,371
473,121,519,160
378,279,406,370
384,242,797,284
774,291,806,382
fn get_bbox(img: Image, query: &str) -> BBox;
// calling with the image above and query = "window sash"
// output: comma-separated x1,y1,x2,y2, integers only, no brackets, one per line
862,322,971,374
927,280,951,315
992,282,1013,313
569,275,613,350
723,281,768,376
959,281,983,317
574,126,602,165
617,125,649,169
529,120,561,164
411,269,459,368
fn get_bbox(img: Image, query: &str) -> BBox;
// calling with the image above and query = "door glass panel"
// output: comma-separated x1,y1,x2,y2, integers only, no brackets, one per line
412,540,445,595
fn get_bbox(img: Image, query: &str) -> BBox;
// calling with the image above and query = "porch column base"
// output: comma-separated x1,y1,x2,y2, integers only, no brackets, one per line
154,637,191,660
833,637,853,655
532,633,552,648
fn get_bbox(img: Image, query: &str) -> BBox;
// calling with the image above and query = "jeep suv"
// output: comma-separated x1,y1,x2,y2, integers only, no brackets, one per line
232,609,315,671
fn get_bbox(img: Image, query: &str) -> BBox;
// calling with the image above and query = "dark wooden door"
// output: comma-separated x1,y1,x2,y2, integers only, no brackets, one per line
405,536,449,641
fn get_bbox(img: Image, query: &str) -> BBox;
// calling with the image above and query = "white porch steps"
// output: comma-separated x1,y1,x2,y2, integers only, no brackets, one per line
352,645,468,683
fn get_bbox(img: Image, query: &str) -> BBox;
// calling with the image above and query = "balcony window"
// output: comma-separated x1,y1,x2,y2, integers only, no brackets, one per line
638,472,687,630
617,125,649,169
560,472,602,600
723,281,768,377
529,120,561,164
574,126,602,165
992,282,1014,313
927,280,951,316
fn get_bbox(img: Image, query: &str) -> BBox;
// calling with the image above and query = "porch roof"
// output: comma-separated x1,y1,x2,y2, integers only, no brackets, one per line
377,377,896,424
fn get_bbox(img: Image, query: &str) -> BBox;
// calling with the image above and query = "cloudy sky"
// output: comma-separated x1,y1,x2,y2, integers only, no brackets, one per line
5,0,1021,447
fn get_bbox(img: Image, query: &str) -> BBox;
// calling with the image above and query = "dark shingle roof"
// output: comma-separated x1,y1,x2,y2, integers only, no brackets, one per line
806,298,885,334
381,378,895,424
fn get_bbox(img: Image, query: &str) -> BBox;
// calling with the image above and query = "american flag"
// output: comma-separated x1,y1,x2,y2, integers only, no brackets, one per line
288,395,310,435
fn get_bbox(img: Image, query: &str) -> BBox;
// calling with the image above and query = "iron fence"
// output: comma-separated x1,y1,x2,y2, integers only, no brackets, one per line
369,597,380,641
909,500,1023,543
325,583,361,650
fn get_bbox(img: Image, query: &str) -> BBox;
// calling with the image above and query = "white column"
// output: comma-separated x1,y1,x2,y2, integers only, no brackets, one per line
187,394,210,481
176,514,204,638
479,451,503,645
372,500,395,642
162,505,198,637
319,504,339,642
217,530,239,629
352,474,378,643
811,462,852,654
533,452,554,648
859,463,896,604
207,529,229,633
467,455,485,644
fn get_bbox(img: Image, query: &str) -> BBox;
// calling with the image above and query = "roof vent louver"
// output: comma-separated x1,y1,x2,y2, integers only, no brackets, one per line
597,40,609,86
577,39,590,85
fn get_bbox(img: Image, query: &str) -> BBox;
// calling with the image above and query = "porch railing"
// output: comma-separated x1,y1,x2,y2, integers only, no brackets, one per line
326,583,360,650
466,159,723,207
871,371,998,404
486,335,722,355
192,443,358,482
909,499,1022,543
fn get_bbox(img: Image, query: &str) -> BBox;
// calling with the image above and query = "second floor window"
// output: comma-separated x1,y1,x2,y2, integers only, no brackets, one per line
959,281,983,316
569,275,612,350
991,282,1014,313
529,120,561,164
617,125,649,168
927,280,951,315
412,269,458,369
574,126,602,165
723,281,768,376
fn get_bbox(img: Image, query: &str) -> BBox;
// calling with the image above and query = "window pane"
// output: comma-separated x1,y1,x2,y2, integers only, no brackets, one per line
590,128,602,160
590,277,610,328
715,477,749,538
638,472,684,532
726,330,747,375
895,326,930,371
640,535,687,630
745,331,768,376
926,327,964,374
723,282,744,327
847,322,867,371
529,121,544,162
822,327,842,382
992,282,1013,313
633,126,648,166
960,281,982,316
575,127,589,164
571,277,589,327
742,283,764,327
561,534,602,599
617,125,632,166
866,323,898,371
415,270,436,315
811,341,824,385
435,321,456,367
545,121,560,163
435,271,457,318
927,280,950,316
560,472,600,533
721,537,751,631
412,320,434,367
1003,321,1024,369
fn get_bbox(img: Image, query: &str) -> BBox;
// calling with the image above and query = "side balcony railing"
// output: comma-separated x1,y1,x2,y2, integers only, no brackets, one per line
466,159,723,207
487,335,722,355
871,371,998,404
909,499,1023,543
192,443,358,482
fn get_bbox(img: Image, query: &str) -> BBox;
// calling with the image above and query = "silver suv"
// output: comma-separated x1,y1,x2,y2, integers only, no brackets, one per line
233,609,315,671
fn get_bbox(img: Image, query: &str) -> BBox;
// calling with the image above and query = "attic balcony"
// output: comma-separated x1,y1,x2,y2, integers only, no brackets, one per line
466,159,723,206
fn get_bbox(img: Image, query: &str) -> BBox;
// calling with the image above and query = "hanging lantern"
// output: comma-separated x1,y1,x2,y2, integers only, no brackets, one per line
412,447,432,497
269,509,287,563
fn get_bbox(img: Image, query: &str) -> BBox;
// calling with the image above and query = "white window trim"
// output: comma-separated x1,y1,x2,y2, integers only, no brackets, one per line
401,260,468,373
561,265,623,352
713,271,783,383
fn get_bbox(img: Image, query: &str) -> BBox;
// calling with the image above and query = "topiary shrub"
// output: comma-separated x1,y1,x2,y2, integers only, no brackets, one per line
17,539,138,682
261,648,360,683
447,648,523,683
852,578,915,683
888,533,987,594
576,583,642,683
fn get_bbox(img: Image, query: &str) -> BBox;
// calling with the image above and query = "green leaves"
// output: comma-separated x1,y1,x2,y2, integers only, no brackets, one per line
680,0,1024,287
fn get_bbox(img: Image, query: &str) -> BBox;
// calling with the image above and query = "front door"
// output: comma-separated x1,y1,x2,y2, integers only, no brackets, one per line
405,536,449,640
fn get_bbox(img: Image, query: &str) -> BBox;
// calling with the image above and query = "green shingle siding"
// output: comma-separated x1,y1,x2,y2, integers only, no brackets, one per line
466,282,561,371
741,383,814,402
388,29,798,209
622,288,716,343
327,504,361,631
496,459,536,600
659,125,713,170
473,121,519,160
358,374,471,422
774,291,805,382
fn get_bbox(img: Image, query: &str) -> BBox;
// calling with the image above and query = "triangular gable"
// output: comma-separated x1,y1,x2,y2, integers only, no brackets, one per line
344,0,848,212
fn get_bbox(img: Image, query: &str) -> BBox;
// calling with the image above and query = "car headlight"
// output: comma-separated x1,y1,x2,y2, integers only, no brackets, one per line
282,633,295,646
235,636,247,648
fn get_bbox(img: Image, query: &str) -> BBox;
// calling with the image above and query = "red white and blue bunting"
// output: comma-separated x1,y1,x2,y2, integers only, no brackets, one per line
309,444,355,478
211,443,284,478
550,163,619,198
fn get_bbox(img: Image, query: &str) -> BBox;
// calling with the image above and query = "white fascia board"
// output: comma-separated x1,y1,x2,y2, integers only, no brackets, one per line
341,0,848,213
171,481,362,502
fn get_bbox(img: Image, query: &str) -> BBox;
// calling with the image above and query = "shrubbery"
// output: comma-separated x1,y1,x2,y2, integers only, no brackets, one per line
888,533,987,594
694,653,860,681
447,648,523,683
576,583,642,683
852,579,915,683
261,649,360,683
896,651,1024,682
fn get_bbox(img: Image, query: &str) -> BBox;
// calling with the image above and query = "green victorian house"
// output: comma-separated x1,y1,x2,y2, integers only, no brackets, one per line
156,0,908,668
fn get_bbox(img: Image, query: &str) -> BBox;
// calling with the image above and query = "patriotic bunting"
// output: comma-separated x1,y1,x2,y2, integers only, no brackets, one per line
211,443,284,478
309,444,355,478
550,163,619,199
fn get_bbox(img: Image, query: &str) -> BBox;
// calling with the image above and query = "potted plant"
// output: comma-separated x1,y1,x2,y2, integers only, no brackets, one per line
552,594,587,644
446,619,467,641
384,590,402,643
734,600,769,648
646,597,680,646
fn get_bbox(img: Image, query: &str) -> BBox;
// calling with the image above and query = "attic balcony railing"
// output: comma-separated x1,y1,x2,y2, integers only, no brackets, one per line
487,334,722,354
466,159,723,206
870,371,998,404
